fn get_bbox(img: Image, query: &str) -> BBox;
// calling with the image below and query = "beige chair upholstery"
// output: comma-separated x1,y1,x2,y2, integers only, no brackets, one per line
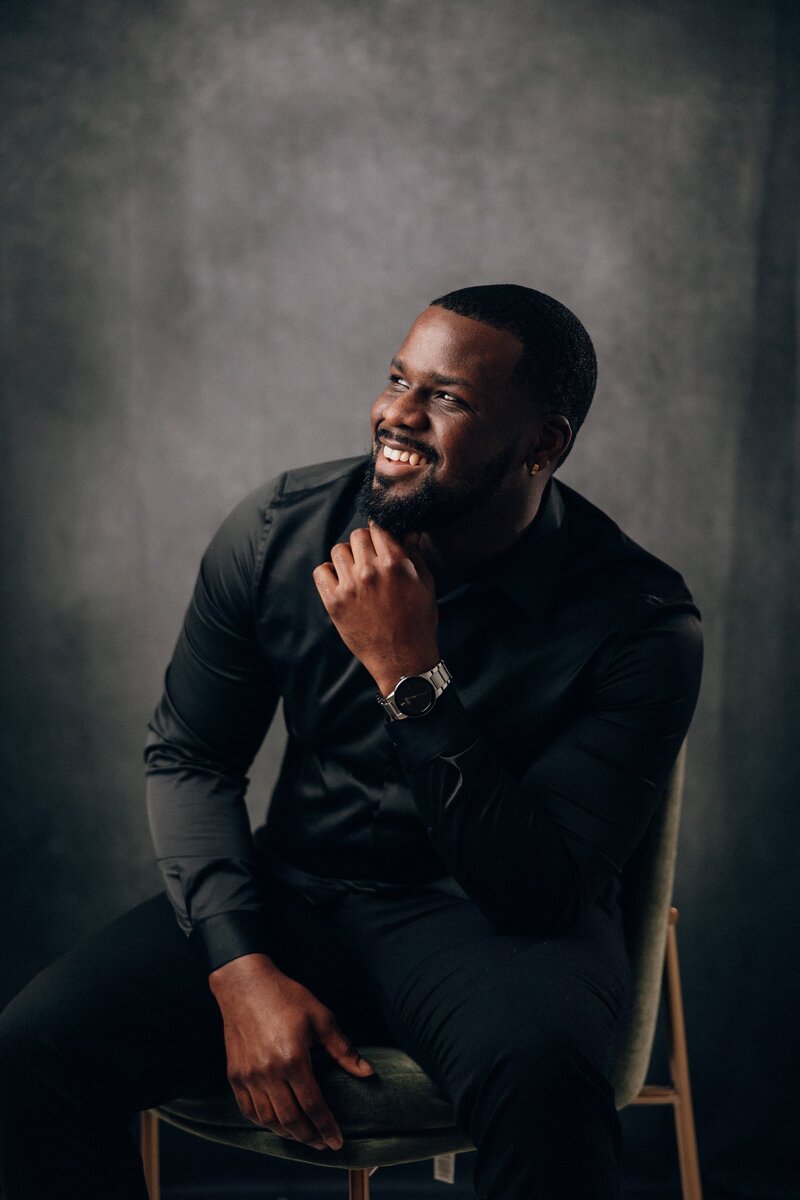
614,743,687,1106
141,744,702,1200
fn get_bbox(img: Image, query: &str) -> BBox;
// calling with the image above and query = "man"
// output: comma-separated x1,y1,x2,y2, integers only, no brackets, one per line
0,284,702,1198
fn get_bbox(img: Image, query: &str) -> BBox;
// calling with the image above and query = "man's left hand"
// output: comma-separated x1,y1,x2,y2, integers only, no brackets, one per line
312,524,440,696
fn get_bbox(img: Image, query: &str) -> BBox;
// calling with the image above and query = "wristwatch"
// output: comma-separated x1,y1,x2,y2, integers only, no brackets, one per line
377,661,452,721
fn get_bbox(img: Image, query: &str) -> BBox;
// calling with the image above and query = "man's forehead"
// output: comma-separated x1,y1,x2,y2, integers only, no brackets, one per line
395,306,524,386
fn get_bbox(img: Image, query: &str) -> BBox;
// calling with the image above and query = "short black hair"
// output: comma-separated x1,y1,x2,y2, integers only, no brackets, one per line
430,283,596,465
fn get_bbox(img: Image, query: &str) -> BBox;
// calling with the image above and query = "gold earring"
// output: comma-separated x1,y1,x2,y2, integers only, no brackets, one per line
529,462,540,477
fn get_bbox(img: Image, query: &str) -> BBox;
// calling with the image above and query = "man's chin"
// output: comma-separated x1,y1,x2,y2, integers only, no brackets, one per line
356,460,435,537
373,459,430,488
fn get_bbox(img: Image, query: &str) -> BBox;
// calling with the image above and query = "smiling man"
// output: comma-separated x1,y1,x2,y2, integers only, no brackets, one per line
0,285,702,1199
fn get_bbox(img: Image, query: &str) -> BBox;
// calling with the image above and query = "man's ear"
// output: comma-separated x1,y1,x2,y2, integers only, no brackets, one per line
525,414,573,470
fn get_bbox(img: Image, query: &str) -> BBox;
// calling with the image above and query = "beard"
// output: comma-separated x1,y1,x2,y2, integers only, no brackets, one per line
357,442,518,537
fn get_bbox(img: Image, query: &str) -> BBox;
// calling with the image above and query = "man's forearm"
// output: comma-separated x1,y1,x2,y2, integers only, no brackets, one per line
145,695,270,971
386,612,702,934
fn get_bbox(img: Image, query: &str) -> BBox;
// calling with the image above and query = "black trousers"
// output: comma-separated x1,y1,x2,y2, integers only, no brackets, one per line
0,877,630,1199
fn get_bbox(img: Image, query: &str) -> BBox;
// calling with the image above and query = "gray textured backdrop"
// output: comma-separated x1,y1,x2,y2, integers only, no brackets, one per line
2,1,798,1196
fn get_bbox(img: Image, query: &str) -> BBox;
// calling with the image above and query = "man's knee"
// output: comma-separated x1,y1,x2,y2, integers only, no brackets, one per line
455,1024,615,1136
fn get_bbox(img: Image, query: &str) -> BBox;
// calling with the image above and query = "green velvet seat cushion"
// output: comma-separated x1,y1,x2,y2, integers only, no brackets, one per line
157,1046,474,1170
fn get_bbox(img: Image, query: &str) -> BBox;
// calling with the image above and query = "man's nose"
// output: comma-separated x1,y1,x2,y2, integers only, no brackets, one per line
379,387,428,429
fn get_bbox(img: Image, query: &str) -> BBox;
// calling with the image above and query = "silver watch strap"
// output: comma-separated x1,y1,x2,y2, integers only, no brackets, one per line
378,660,452,721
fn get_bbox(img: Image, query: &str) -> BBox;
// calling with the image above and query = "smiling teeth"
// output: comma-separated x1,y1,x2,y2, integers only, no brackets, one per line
383,445,424,465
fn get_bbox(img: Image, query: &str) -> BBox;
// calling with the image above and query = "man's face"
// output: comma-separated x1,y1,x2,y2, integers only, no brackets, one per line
359,306,531,536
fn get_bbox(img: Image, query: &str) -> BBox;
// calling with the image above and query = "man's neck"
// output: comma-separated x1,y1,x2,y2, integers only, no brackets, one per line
417,481,549,595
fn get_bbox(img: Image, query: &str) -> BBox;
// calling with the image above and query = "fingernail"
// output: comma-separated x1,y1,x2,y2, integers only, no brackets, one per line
358,1057,374,1073
327,1137,343,1150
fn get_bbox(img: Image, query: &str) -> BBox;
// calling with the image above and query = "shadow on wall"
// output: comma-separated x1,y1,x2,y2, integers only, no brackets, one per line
715,1,800,1190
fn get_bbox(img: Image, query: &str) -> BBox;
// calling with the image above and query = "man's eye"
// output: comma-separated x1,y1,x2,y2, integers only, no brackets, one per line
389,375,409,389
437,391,465,407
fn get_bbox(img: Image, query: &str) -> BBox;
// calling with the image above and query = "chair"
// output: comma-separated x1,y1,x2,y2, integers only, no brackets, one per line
140,744,702,1199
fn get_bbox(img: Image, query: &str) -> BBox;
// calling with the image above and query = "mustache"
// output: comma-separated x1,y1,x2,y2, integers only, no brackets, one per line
375,429,438,462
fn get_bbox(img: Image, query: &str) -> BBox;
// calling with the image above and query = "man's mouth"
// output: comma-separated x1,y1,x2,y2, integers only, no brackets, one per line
381,444,426,466
376,436,433,469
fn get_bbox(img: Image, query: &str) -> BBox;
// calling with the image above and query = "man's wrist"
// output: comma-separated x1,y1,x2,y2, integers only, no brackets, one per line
373,652,442,698
209,951,281,994
385,682,475,767
378,660,452,721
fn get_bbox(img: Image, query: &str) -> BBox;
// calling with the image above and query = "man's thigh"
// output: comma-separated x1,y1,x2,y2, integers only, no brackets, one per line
0,893,228,1110
341,887,631,1110
1,881,395,1113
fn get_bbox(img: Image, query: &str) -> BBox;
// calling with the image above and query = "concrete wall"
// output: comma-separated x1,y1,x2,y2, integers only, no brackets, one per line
2,1,798,1192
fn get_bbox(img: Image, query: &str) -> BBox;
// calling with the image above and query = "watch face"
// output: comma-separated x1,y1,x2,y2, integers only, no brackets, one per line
395,675,436,717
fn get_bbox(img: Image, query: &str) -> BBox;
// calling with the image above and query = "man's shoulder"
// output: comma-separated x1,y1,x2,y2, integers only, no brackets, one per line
556,481,697,613
231,455,367,518
204,456,367,571
219,455,366,530
274,455,368,502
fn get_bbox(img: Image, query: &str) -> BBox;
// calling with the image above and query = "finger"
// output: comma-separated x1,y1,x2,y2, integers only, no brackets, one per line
311,562,338,603
288,1058,345,1150
232,1078,292,1140
230,1079,260,1126
270,1079,328,1149
329,541,355,574
366,521,404,559
248,1090,280,1133
349,526,379,570
319,1019,375,1078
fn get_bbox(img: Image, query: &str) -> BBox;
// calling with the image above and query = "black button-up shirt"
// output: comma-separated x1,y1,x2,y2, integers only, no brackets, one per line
145,456,703,973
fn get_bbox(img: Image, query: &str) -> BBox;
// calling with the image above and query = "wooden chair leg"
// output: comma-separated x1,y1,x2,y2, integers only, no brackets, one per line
348,1167,371,1199
665,910,703,1200
139,1110,161,1200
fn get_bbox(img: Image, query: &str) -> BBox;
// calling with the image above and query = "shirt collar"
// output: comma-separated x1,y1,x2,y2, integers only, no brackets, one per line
496,478,567,616
448,478,567,618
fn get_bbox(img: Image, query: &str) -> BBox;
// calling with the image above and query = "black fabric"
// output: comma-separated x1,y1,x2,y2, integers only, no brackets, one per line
144,455,702,972
0,879,629,1199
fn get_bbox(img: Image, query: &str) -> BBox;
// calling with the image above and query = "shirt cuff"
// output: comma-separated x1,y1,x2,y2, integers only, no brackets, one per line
384,682,476,770
189,909,270,974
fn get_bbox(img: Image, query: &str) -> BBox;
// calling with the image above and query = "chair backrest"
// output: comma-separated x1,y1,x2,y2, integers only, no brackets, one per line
611,743,686,1107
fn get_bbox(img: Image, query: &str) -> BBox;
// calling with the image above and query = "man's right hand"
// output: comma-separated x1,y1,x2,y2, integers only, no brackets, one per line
208,953,374,1151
